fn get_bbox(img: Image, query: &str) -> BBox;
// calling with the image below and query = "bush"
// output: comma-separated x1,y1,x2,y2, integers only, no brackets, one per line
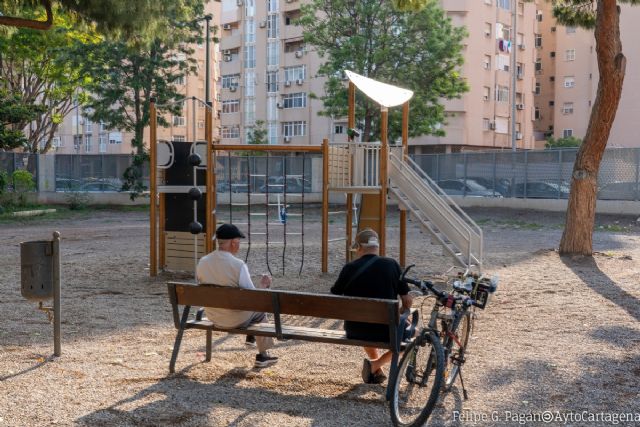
0,171,8,195
64,190,92,210
12,169,35,207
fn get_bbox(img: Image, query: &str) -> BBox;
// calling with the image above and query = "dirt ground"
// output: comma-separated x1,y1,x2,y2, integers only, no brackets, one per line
0,207,639,427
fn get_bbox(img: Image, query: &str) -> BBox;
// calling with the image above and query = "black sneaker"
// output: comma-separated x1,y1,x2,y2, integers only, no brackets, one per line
245,335,256,347
254,353,278,368
372,370,387,384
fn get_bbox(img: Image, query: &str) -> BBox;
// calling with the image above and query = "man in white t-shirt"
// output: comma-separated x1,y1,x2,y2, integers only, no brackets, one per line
196,224,278,368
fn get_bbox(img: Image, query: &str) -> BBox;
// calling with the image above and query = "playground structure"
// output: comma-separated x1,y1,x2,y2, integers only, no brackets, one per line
148,72,483,277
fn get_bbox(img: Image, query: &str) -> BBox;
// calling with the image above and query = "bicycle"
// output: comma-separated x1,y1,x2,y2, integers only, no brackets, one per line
389,265,498,427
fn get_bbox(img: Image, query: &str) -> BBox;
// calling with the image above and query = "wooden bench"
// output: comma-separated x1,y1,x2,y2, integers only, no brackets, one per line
167,282,417,400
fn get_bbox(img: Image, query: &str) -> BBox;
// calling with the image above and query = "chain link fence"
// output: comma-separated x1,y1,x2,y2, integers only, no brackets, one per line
0,148,639,200
412,148,640,201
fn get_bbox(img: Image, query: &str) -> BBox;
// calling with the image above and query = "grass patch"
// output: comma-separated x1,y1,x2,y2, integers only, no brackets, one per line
595,224,629,233
478,218,544,230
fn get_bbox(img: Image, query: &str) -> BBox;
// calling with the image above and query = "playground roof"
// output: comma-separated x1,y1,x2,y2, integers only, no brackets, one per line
345,70,414,108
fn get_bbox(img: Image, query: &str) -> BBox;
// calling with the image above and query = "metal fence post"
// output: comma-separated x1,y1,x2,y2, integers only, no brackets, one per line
523,151,528,199
635,148,640,201
463,153,468,196
558,150,562,199
493,152,498,197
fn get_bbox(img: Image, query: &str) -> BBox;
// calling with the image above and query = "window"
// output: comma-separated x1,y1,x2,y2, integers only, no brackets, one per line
483,55,491,70
562,102,574,114
99,121,107,132
268,123,278,144
565,49,576,61
267,0,278,13
175,75,185,85
85,135,92,151
535,82,541,95
222,74,240,89
245,0,255,17
563,129,573,138
564,76,575,88
282,121,306,137
222,100,240,114
173,116,185,126
99,135,106,153
549,100,555,107
267,71,279,93
267,41,279,66
245,19,255,43
536,10,543,21
496,54,510,72
550,51,556,58
518,1,524,15
73,135,82,148
244,98,255,124
535,34,542,48
108,132,122,144
483,86,490,101
52,136,61,148
516,63,524,78
282,92,306,108
484,22,492,37
535,59,542,72
284,65,306,82
268,96,278,121
245,71,255,97
483,118,491,131
534,107,541,120
566,26,576,34
497,0,510,10
173,135,185,142
334,124,345,134
222,125,240,139
244,45,256,68
267,14,279,39
496,85,509,102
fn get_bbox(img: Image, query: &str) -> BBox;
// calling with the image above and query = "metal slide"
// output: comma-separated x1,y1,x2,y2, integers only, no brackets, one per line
387,152,483,272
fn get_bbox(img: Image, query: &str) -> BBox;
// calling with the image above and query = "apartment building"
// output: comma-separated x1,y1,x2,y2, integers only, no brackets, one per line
412,0,539,153
217,0,334,146
51,1,220,154
535,2,640,148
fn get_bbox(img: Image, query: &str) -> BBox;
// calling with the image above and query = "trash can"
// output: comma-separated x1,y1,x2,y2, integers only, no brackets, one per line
21,240,54,301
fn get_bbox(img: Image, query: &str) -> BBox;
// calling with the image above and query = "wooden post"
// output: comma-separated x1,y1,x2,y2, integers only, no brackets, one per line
149,99,158,277
379,108,388,257
205,101,215,254
399,102,409,267
159,192,165,269
322,138,329,273
346,193,352,262
346,81,356,261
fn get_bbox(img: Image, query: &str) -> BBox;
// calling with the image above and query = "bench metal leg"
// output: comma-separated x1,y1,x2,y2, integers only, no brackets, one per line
385,352,399,401
169,305,191,374
205,329,212,362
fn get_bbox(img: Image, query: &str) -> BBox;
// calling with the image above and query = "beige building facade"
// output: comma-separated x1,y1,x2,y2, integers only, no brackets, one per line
535,3,640,148
51,1,220,154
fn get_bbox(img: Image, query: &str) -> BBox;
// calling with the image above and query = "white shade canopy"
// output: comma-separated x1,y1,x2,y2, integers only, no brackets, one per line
345,70,414,108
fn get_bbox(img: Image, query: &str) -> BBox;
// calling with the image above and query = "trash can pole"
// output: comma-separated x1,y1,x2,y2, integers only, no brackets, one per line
52,231,61,356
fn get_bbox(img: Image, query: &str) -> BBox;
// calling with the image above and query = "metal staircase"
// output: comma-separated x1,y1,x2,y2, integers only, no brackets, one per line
388,152,483,271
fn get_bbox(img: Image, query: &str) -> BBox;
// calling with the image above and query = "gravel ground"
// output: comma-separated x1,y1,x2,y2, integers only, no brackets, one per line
0,207,639,427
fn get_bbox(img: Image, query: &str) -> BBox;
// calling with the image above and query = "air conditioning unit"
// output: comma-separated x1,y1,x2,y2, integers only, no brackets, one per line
483,95,489,101
535,69,542,75
276,102,283,109
259,21,267,28
482,62,490,70
198,121,205,129
503,65,509,72
223,54,232,62
284,80,292,87
516,132,523,140
296,79,303,85
518,43,526,50
284,136,292,143
223,49,232,55
517,73,524,80
484,30,491,37
222,23,232,30
229,86,237,92
489,122,496,130
295,50,303,58
517,103,525,110
237,0,243,6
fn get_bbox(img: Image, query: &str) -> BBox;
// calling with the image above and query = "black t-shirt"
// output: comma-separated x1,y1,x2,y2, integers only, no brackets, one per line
330,254,409,342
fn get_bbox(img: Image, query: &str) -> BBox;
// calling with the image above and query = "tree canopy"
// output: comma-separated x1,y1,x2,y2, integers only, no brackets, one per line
0,88,43,150
299,0,467,142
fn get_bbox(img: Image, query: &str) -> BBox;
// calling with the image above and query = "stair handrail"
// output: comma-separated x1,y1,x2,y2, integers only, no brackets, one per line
389,152,483,269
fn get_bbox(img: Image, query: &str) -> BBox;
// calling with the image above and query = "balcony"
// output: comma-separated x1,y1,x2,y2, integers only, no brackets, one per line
441,0,470,12
219,32,242,51
282,0,302,12
221,9,241,25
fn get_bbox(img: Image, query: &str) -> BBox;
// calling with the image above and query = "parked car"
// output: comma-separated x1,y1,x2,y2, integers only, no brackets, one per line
436,179,502,198
259,176,312,193
80,181,122,192
55,177,82,191
216,181,230,193
597,181,639,201
513,181,570,199
466,176,510,197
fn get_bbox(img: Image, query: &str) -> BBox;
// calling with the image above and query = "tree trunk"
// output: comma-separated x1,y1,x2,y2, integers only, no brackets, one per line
559,0,626,255
0,0,53,30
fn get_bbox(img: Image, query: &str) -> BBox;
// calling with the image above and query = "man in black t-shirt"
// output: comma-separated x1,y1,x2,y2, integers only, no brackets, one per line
331,229,413,384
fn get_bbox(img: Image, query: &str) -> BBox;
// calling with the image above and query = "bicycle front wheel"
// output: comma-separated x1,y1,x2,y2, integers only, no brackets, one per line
390,331,445,427
444,311,472,390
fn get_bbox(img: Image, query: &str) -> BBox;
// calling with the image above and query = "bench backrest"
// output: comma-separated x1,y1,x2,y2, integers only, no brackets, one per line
168,282,400,326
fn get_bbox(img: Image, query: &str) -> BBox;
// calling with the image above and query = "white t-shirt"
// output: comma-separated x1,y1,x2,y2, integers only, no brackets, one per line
196,250,257,328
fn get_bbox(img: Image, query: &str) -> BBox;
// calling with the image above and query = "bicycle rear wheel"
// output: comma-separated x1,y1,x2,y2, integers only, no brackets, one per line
444,311,472,390
390,331,444,427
